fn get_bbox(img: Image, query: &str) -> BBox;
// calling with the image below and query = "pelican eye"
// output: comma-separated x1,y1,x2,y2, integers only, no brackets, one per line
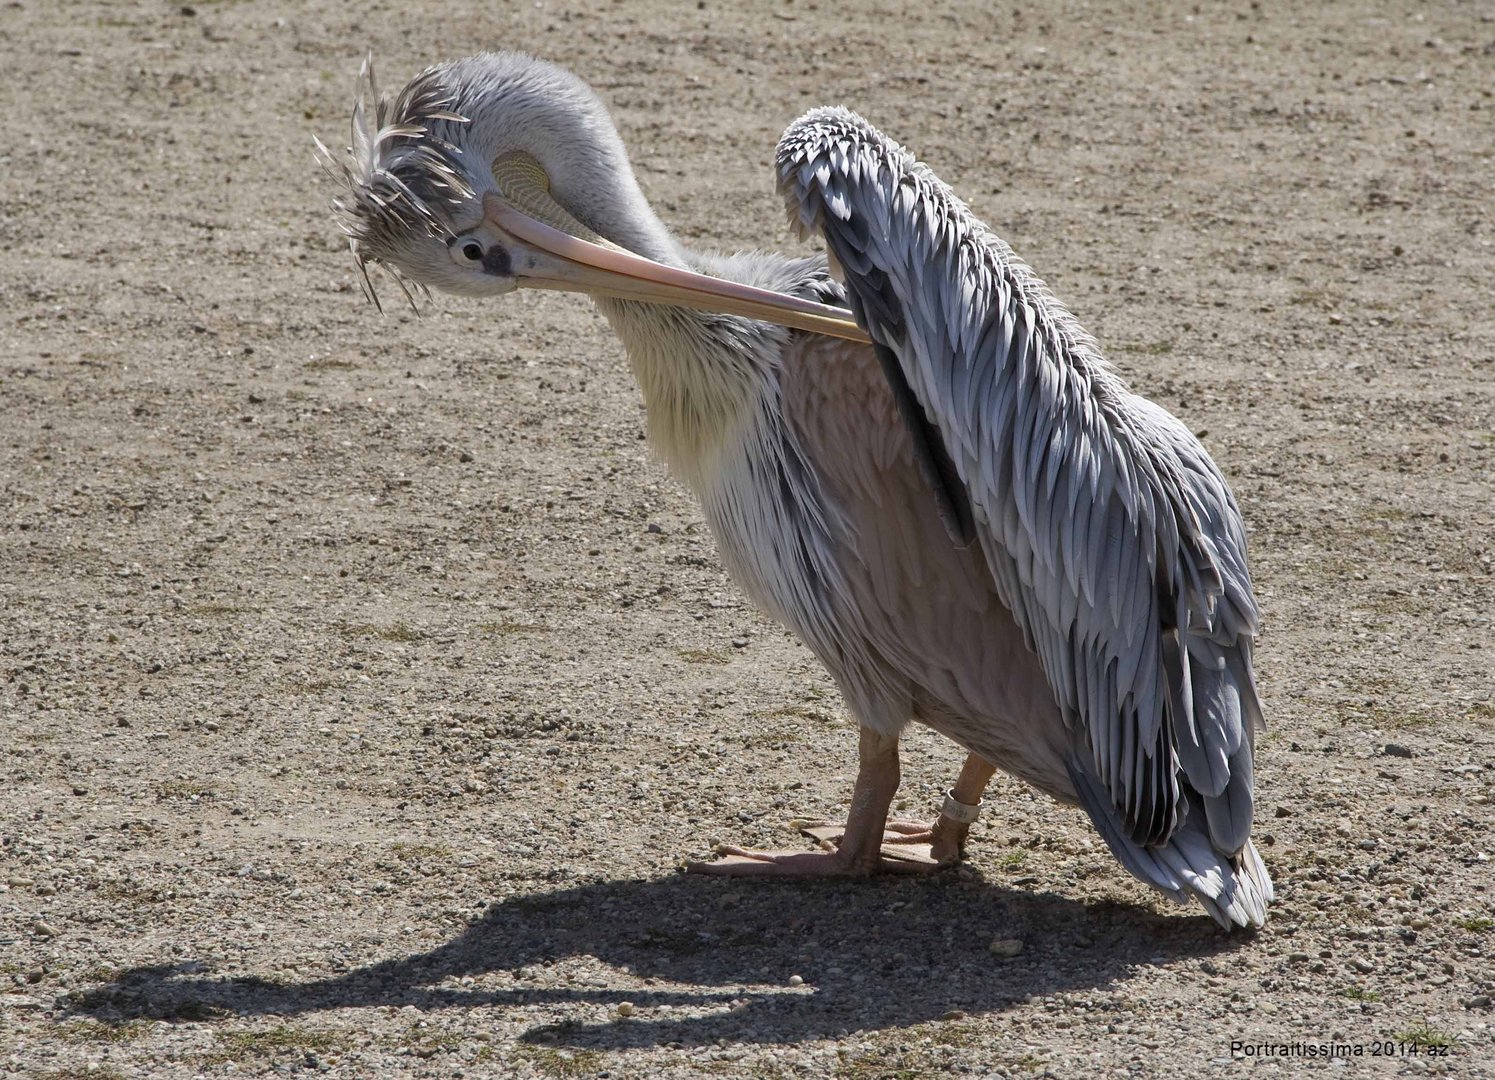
448,235,487,268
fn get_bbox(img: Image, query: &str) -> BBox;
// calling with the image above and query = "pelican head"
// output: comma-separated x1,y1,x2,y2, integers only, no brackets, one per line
318,52,866,340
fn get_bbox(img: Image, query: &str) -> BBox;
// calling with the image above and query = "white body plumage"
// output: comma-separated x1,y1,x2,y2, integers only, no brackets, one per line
324,52,1274,928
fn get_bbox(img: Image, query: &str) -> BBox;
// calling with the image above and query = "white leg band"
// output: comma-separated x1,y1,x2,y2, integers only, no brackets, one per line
940,790,982,825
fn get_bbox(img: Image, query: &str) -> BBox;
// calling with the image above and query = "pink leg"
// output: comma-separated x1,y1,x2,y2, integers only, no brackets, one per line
687,727,933,876
799,751,997,866
927,752,998,863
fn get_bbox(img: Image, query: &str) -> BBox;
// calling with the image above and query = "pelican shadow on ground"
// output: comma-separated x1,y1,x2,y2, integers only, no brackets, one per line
68,872,1247,1048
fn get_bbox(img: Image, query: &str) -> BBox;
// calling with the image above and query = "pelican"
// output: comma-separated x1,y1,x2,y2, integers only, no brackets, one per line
319,52,1273,929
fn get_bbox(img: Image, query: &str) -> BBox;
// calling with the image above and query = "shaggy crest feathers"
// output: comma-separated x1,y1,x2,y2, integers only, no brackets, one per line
316,52,683,307
314,55,473,310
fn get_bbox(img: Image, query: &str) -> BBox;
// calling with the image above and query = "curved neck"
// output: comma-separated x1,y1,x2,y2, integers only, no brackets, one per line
558,172,683,268
464,90,686,268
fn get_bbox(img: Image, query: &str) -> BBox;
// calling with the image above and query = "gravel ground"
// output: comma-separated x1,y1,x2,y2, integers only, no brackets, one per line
2,1,1492,1077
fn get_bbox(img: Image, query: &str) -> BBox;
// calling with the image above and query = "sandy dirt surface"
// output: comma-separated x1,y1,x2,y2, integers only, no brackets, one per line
3,1,1493,1076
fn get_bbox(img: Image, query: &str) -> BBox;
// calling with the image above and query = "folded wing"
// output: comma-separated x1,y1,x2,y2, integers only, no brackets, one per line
777,109,1270,925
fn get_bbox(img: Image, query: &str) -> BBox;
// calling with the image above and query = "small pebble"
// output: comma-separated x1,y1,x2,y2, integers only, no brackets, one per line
616,1001,636,1017
1383,743,1414,758
989,938,1023,958
788,974,804,987
1350,958,1375,974
941,1009,966,1021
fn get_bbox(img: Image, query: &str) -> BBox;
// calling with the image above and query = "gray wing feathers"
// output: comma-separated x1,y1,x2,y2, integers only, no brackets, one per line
778,107,1270,927
1067,757,1273,928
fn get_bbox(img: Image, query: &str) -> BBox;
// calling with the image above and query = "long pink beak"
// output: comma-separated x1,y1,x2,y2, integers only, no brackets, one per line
483,193,871,344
